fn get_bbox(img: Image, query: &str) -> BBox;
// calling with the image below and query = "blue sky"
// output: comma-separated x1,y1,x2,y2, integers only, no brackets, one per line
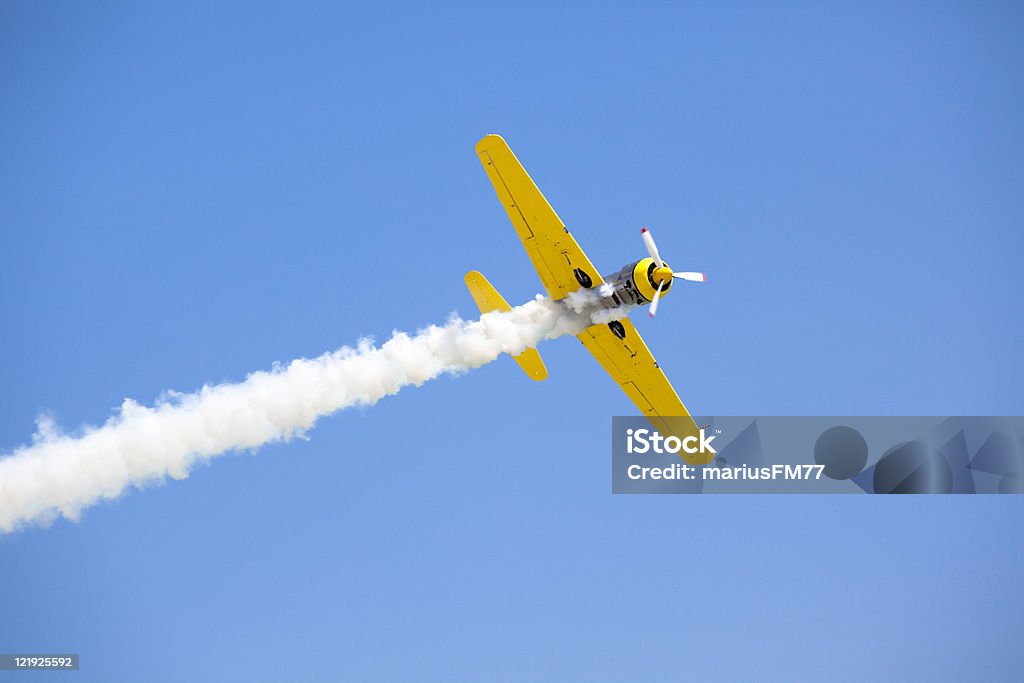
1,2,1022,681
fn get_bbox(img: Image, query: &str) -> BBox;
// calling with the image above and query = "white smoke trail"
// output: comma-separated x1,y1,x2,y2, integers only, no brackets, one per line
0,295,632,533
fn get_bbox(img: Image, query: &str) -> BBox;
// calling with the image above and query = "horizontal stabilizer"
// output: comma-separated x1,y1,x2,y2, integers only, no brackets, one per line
464,270,548,381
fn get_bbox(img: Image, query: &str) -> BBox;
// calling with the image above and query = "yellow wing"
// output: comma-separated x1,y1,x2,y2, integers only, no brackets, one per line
476,134,603,299
578,319,709,464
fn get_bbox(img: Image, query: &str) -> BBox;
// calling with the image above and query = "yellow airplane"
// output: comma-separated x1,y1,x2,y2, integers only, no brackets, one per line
467,134,711,463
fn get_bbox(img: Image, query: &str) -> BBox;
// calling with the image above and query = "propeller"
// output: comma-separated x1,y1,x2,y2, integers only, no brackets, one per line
640,227,705,318
649,282,665,317
640,227,664,268
673,271,706,283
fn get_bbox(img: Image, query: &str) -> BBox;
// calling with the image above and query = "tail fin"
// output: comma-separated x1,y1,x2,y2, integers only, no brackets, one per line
464,270,548,381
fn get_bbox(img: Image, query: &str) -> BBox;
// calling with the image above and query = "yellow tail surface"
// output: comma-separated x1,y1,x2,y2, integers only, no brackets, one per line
464,270,548,381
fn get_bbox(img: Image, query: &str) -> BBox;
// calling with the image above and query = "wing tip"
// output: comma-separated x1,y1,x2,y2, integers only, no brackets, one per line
475,133,507,155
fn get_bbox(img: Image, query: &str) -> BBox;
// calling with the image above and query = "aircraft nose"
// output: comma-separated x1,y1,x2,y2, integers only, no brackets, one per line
653,266,673,286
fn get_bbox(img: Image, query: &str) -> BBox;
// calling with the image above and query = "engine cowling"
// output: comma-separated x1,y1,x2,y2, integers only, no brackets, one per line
600,257,672,307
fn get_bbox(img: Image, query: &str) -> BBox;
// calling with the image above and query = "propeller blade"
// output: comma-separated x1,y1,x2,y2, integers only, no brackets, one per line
640,227,664,268
673,271,706,283
648,282,665,317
